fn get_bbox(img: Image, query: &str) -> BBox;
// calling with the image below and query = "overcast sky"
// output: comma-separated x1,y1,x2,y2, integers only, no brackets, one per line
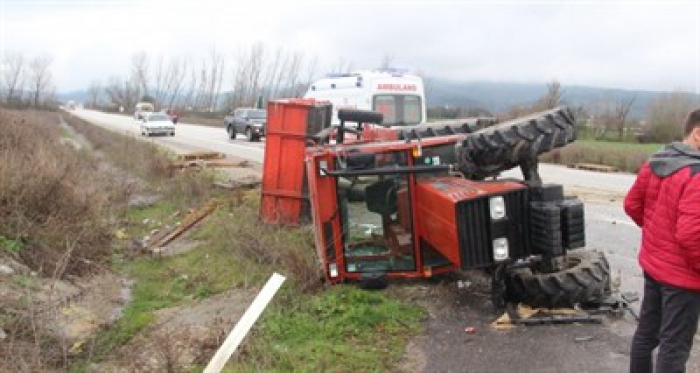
2,0,699,93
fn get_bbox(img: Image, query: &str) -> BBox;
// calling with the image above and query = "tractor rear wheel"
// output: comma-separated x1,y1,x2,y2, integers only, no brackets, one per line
506,251,610,308
456,107,576,180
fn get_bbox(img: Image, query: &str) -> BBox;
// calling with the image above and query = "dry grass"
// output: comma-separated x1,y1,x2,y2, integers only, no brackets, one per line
63,113,217,209
63,113,172,183
0,109,129,277
0,108,135,371
542,140,662,173
200,193,322,293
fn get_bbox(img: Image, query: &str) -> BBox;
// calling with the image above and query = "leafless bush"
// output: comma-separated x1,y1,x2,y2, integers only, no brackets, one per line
0,109,129,277
63,113,172,182
1,281,72,371
219,201,321,293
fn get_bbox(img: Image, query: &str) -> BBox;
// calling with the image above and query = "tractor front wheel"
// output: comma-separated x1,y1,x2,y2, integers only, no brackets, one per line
506,251,610,308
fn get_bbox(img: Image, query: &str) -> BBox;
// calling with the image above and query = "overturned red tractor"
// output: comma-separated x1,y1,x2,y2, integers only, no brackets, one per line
262,101,610,308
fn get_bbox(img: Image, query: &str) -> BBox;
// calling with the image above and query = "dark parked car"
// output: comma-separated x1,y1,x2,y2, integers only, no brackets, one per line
224,108,266,141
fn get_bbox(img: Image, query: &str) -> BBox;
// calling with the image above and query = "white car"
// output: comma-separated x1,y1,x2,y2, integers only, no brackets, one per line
140,113,175,137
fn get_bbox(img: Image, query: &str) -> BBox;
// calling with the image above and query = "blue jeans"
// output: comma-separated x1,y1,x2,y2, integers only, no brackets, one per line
630,272,700,373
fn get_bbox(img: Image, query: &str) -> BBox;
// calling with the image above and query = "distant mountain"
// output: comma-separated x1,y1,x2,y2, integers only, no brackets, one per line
426,80,693,118
58,81,697,119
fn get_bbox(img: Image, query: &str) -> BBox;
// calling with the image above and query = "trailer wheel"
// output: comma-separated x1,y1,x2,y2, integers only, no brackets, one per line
506,251,610,308
338,109,384,125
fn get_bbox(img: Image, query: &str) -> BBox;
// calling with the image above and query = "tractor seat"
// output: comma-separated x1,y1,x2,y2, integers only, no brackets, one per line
365,179,398,216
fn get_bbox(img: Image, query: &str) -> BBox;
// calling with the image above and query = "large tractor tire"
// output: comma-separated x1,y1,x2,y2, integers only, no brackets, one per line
456,107,576,180
506,251,610,308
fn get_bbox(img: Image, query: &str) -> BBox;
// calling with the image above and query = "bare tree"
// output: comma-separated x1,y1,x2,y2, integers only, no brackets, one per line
503,80,565,120
2,52,27,105
262,47,284,102
131,51,149,99
613,95,636,141
645,91,698,142
207,47,225,111
104,75,141,111
152,55,169,107
299,55,319,97
28,55,54,107
533,80,564,111
193,58,209,110
328,57,353,75
181,57,199,110
164,57,187,108
590,93,636,141
279,51,304,98
86,80,102,108
228,43,269,109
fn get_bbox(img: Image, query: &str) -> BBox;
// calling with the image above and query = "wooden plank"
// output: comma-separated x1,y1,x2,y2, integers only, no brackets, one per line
169,160,248,170
204,273,286,373
178,151,225,161
149,199,219,248
567,163,618,173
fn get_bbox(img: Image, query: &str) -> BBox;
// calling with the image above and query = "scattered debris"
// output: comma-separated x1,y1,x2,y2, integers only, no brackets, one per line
492,304,602,330
170,160,249,170
148,198,220,249
128,194,161,208
621,291,639,303
456,280,472,289
114,228,128,240
620,292,641,321
0,264,15,276
178,151,225,161
213,179,261,190
568,163,618,173
170,152,250,171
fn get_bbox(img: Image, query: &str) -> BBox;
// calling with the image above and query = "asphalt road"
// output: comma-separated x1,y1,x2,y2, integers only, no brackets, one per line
70,109,685,372
69,109,266,162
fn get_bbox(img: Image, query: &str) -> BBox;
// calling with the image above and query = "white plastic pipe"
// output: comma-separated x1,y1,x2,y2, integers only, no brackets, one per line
204,273,286,373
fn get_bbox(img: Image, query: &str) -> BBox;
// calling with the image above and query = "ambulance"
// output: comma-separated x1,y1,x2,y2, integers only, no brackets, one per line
303,69,427,127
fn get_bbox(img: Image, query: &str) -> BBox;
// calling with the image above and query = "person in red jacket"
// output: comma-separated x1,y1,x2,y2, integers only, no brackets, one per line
625,108,700,373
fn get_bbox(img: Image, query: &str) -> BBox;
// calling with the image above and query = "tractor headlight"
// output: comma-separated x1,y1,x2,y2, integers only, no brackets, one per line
493,238,509,261
329,263,339,278
489,196,506,220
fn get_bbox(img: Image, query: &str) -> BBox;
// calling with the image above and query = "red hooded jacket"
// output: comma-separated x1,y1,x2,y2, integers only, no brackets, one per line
624,142,700,290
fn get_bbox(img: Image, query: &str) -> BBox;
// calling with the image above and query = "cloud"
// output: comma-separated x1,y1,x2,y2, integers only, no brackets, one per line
2,0,698,92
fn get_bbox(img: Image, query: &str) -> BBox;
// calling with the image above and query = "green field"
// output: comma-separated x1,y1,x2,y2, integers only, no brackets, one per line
543,139,665,173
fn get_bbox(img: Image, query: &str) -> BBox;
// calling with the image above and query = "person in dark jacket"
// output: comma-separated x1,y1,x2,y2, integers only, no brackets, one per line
625,108,700,373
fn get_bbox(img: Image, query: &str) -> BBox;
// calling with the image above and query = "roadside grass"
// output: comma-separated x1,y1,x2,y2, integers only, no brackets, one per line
0,108,135,371
89,234,246,359
230,286,424,372
542,139,664,173
180,113,224,127
0,109,125,277
81,191,424,371
63,113,173,184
